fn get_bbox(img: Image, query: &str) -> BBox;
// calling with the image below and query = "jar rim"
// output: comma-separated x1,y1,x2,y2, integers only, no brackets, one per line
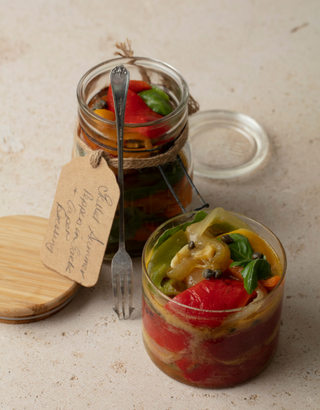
142,210,287,313
77,56,189,129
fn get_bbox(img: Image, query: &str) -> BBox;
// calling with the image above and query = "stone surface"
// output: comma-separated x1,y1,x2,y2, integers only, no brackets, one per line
0,0,319,409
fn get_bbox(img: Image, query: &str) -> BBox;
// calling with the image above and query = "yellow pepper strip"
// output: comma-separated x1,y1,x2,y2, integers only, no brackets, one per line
94,108,115,121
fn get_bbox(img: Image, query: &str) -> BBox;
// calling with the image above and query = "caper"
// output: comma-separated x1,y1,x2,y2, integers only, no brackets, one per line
251,319,261,327
220,235,234,244
252,252,263,260
92,99,108,110
188,241,195,250
214,269,223,279
202,268,215,279
202,268,223,280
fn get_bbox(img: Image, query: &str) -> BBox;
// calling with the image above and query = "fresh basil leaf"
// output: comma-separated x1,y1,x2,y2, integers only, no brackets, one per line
230,260,251,268
241,259,271,294
139,89,173,116
154,211,207,250
228,233,254,261
151,86,170,101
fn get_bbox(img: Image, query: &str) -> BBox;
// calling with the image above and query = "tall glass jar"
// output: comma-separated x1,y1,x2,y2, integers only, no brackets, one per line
74,57,193,257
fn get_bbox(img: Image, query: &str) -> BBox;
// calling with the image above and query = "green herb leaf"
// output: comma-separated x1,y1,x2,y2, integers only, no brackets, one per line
228,233,254,261
154,211,208,250
225,234,271,294
230,259,252,268
151,86,170,101
139,89,173,116
241,259,271,294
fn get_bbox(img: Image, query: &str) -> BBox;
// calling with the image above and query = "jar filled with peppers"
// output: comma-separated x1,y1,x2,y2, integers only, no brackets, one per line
142,208,286,387
74,57,193,257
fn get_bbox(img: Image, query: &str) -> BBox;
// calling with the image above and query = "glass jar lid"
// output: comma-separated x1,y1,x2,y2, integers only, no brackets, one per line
188,110,269,179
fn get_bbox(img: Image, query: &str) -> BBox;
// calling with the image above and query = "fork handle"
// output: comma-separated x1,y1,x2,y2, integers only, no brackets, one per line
110,66,130,247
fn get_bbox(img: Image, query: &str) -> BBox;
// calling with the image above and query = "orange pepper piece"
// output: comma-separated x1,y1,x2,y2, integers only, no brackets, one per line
259,275,281,291
94,108,115,121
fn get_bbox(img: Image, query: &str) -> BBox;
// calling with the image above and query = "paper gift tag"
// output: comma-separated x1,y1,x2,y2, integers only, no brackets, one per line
41,155,120,287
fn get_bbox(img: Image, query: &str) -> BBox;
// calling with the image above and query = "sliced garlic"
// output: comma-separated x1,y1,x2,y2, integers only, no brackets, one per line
170,244,191,269
193,244,215,260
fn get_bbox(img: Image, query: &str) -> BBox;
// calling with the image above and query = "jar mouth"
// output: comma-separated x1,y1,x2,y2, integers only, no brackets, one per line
77,56,189,129
142,210,287,314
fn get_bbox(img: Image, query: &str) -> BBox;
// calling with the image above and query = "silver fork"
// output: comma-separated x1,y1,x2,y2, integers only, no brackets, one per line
110,65,134,320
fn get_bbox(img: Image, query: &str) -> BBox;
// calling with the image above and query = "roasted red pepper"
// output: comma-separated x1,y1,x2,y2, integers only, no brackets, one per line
166,279,255,328
128,80,152,93
107,86,164,139
107,86,157,121
202,300,282,363
142,297,190,353
175,335,279,387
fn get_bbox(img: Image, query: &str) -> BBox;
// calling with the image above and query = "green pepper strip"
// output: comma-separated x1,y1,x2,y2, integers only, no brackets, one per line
148,230,188,296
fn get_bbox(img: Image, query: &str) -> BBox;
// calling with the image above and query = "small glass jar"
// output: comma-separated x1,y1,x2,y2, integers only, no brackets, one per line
74,57,193,257
142,212,286,388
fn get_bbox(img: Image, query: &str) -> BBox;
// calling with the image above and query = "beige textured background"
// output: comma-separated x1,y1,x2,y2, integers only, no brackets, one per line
0,1,319,409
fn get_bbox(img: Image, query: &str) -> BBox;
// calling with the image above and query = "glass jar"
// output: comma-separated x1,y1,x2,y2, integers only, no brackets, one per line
142,211,286,388
74,57,193,257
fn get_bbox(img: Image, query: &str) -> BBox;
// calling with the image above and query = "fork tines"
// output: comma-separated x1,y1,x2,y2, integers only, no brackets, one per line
111,250,134,320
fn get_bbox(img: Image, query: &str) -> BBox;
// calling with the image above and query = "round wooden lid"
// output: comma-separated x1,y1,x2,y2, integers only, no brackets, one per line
0,215,80,324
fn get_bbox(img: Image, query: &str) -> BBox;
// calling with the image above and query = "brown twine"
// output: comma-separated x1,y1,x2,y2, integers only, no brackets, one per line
114,39,200,115
114,39,150,83
114,39,134,58
76,122,189,169
188,94,200,116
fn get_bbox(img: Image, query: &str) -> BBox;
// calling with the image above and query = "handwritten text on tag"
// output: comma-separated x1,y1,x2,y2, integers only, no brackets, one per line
41,155,120,287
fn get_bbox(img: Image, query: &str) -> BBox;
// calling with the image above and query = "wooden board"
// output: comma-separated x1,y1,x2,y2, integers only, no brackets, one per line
0,215,80,324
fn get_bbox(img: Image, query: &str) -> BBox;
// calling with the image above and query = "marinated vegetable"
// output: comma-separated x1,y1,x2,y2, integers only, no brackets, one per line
77,77,192,257
142,208,286,387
